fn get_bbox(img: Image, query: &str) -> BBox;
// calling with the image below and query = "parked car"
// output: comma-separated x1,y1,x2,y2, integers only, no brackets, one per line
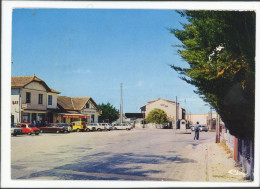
11,124,23,136
199,125,208,132
39,123,69,133
16,123,40,135
113,123,132,130
71,121,88,132
88,123,106,131
59,123,72,132
100,123,113,131
48,123,72,132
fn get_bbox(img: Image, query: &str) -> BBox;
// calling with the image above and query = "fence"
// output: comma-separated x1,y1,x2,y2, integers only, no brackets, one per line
220,128,254,180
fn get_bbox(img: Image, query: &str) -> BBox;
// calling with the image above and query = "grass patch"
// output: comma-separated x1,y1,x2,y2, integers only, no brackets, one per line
218,140,233,159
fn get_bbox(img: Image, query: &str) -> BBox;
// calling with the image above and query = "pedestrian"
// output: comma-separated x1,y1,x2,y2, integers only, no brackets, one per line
194,121,200,140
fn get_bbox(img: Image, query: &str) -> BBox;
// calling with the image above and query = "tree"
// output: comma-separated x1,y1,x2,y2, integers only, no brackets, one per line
171,11,255,140
146,108,168,125
98,103,119,123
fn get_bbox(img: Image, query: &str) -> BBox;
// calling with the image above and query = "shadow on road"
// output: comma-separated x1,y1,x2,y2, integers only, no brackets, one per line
16,152,196,180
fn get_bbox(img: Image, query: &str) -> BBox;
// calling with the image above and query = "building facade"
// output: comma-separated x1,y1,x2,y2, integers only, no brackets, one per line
56,96,100,124
141,98,184,122
11,76,60,124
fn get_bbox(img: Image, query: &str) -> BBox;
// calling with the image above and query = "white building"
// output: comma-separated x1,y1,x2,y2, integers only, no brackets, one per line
141,98,184,122
11,75,60,124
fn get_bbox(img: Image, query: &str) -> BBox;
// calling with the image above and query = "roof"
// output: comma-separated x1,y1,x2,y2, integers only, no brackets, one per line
11,76,61,94
57,96,98,111
147,98,176,104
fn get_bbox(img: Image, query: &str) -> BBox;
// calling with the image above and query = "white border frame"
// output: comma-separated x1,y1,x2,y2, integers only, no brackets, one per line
2,1,260,188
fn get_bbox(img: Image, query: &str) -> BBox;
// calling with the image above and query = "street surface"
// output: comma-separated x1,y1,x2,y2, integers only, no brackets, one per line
11,128,215,181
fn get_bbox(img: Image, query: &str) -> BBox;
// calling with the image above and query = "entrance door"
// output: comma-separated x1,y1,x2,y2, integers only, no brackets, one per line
32,113,37,124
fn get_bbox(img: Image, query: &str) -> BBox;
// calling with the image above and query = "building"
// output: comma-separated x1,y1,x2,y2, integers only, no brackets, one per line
190,113,218,126
11,75,60,124
56,96,100,124
140,98,184,123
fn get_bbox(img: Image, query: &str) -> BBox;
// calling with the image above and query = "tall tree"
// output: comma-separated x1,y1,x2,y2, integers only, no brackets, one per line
171,11,255,140
98,103,119,123
146,108,168,125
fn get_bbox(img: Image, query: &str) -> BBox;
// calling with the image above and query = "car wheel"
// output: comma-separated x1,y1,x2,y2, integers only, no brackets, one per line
114,127,117,130
56,130,60,134
13,134,17,136
86,128,90,132
40,130,43,133
35,133,39,135
77,128,80,132
97,128,101,131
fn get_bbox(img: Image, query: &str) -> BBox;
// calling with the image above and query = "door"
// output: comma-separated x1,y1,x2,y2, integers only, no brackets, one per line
32,113,37,124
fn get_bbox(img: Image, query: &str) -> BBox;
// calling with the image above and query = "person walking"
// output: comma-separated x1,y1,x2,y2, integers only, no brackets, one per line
194,121,200,140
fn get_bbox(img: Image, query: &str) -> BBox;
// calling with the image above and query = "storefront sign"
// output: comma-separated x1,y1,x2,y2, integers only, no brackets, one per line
21,104,27,109
62,115,90,119
12,101,19,104
81,109,96,114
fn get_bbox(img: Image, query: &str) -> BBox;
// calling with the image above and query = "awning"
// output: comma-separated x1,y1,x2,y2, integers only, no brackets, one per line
62,114,90,119
23,110,49,113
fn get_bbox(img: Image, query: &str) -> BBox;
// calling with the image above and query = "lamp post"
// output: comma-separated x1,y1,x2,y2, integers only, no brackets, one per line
142,110,145,128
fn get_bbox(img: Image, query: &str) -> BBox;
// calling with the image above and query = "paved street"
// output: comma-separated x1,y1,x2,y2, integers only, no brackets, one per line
11,129,215,181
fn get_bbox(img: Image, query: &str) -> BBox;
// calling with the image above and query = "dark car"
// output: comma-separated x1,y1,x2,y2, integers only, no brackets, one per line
11,124,23,136
39,123,69,133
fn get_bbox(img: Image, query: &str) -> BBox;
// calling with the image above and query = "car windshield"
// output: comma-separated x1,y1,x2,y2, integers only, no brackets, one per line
28,124,35,128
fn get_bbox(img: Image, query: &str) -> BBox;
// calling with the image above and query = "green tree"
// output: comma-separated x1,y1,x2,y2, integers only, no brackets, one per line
146,108,168,125
171,11,255,140
98,103,119,123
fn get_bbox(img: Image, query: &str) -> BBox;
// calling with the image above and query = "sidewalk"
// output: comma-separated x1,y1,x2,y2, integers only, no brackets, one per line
207,142,249,182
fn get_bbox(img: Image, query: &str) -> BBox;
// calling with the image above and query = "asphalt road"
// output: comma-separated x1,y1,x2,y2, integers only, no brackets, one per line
11,128,216,181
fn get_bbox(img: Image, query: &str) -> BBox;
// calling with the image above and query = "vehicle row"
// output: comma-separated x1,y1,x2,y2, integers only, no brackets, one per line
11,122,133,136
190,124,209,132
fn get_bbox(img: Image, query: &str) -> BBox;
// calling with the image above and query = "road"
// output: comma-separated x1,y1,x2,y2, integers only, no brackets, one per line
11,128,215,181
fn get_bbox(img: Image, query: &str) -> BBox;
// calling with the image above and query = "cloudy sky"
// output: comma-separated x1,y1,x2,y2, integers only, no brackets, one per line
11,8,213,114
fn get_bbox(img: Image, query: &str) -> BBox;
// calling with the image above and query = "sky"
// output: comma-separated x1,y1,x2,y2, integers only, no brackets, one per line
11,9,213,114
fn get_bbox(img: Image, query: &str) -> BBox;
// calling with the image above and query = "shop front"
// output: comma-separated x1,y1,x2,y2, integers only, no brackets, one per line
61,114,90,124
21,110,48,125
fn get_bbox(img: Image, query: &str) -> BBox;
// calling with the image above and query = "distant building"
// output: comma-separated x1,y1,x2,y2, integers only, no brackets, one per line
190,113,218,128
140,98,185,123
11,75,60,124
56,96,100,124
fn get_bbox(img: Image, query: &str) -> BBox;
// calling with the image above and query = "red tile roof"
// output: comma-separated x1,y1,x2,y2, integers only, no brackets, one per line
11,76,60,94
57,96,99,111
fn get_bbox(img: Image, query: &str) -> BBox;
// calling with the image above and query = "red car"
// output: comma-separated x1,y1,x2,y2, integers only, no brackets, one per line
16,123,40,135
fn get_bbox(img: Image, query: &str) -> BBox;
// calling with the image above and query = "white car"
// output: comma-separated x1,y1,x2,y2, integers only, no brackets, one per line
100,123,113,131
88,123,106,131
113,123,132,130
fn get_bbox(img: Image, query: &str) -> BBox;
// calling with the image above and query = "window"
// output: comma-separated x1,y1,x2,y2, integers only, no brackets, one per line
38,94,43,104
26,92,31,103
22,113,30,123
48,95,52,105
85,103,89,108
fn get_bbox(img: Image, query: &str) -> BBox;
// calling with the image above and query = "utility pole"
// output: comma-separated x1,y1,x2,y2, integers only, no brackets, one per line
120,82,123,125
216,113,220,143
175,96,178,129
210,107,213,131
184,99,186,120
